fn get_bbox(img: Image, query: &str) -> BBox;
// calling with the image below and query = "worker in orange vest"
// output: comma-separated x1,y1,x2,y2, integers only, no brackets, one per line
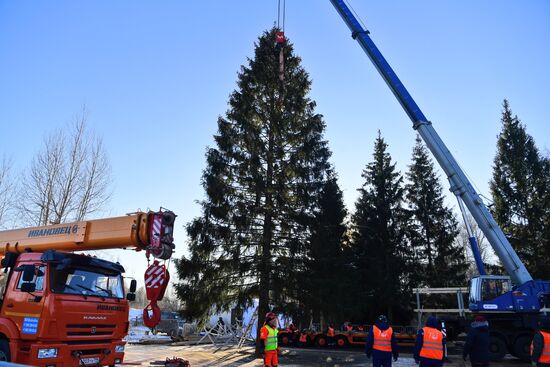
366,315,398,367
414,316,446,367
260,312,279,367
531,316,550,367
327,323,336,347
344,322,353,332
298,329,308,348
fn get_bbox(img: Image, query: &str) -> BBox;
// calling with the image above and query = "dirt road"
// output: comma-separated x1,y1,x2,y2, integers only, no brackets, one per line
123,344,527,366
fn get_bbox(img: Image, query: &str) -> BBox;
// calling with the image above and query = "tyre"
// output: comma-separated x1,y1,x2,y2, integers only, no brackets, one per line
0,339,10,362
315,335,327,347
489,334,507,361
335,336,348,348
279,333,290,346
512,335,533,362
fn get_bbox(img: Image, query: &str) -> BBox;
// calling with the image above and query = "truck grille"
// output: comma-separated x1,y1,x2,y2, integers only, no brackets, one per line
66,324,116,337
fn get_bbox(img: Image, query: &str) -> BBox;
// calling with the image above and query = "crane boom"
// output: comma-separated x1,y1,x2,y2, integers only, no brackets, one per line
329,0,532,286
0,210,176,260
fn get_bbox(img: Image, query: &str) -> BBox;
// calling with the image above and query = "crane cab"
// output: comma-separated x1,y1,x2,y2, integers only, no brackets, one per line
469,275,545,313
0,251,135,366
469,275,513,311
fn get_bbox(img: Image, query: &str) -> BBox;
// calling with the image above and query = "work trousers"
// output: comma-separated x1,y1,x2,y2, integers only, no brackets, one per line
263,350,278,367
372,357,392,367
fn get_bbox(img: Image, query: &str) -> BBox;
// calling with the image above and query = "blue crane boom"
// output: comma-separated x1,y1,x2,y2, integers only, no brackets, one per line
328,0,532,287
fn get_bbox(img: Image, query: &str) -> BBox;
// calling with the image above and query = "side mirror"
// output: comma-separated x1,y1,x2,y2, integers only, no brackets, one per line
129,279,137,293
21,282,36,293
126,293,136,301
22,265,38,282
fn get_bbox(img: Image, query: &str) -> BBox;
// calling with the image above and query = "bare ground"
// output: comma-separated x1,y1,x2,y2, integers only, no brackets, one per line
123,344,527,367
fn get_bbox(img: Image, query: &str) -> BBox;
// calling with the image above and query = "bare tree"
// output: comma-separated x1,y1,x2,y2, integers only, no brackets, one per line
17,107,112,226
0,156,14,228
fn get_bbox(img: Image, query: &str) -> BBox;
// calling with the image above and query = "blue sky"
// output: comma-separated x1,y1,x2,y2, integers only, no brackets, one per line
1,1,549,279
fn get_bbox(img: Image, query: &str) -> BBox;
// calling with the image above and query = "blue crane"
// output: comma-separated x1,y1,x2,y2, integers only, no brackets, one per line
328,0,550,360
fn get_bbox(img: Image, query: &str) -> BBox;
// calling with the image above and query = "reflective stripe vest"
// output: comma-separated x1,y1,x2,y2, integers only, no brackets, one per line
299,333,307,343
531,331,550,364
327,327,335,337
263,325,278,351
373,325,393,352
419,327,444,360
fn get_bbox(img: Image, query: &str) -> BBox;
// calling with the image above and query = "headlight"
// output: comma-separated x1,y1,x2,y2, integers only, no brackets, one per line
38,348,58,359
115,345,125,353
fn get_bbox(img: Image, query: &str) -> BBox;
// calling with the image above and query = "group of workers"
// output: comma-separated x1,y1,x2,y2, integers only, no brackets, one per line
259,311,550,367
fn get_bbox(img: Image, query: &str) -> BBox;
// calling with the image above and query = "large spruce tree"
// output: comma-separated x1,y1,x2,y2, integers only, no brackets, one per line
405,136,467,287
299,175,349,327
349,132,410,323
491,100,550,279
174,28,334,348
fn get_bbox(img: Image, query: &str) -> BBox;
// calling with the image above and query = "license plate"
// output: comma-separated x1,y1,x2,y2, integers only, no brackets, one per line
81,357,100,365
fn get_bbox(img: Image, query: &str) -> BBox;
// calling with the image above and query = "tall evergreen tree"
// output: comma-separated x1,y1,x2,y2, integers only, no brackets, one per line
300,175,348,327
349,132,410,323
173,28,333,350
491,100,550,279
405,136,467,288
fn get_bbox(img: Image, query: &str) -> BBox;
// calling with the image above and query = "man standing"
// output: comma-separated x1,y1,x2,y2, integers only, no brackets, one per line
327,323,336,347
414,316,446,367
463,315,490,367
366,315,398,367
531,316,550,367
260,312,279,367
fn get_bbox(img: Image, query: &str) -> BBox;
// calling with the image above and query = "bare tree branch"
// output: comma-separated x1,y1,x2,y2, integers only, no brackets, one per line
0,156,15,228
16,106,112,225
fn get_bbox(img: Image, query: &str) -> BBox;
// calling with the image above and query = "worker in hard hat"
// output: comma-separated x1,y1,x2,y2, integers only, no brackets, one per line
366,315,398,367
260,312,279,367
414,315,446,367
531,315,550,367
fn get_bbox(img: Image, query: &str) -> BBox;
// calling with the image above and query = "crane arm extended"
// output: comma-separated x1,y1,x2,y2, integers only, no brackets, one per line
329,0,532,285
0,210,176,260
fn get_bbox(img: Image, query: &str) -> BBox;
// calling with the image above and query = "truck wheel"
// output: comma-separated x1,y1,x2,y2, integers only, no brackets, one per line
489,335,507,361
315,335,327,347
335,336,348,348
279,333,290,346
512,335,533,362
0,339,10,361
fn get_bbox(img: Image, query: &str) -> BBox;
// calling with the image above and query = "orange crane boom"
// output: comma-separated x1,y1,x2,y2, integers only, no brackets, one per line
0,210,176,260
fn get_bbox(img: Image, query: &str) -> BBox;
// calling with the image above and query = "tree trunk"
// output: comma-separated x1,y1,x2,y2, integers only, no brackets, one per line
255,124,275,356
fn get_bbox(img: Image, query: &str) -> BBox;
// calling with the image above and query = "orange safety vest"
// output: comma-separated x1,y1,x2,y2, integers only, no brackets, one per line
419,327,444,360
299,333,307,343
531,331,550,364
327,327,335,337
372,325,393,352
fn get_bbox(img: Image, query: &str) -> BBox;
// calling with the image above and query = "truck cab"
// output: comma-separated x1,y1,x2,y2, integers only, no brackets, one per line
0,250,136,366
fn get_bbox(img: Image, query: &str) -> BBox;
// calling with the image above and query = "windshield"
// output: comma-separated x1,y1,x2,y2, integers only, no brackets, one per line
50,266,124,299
